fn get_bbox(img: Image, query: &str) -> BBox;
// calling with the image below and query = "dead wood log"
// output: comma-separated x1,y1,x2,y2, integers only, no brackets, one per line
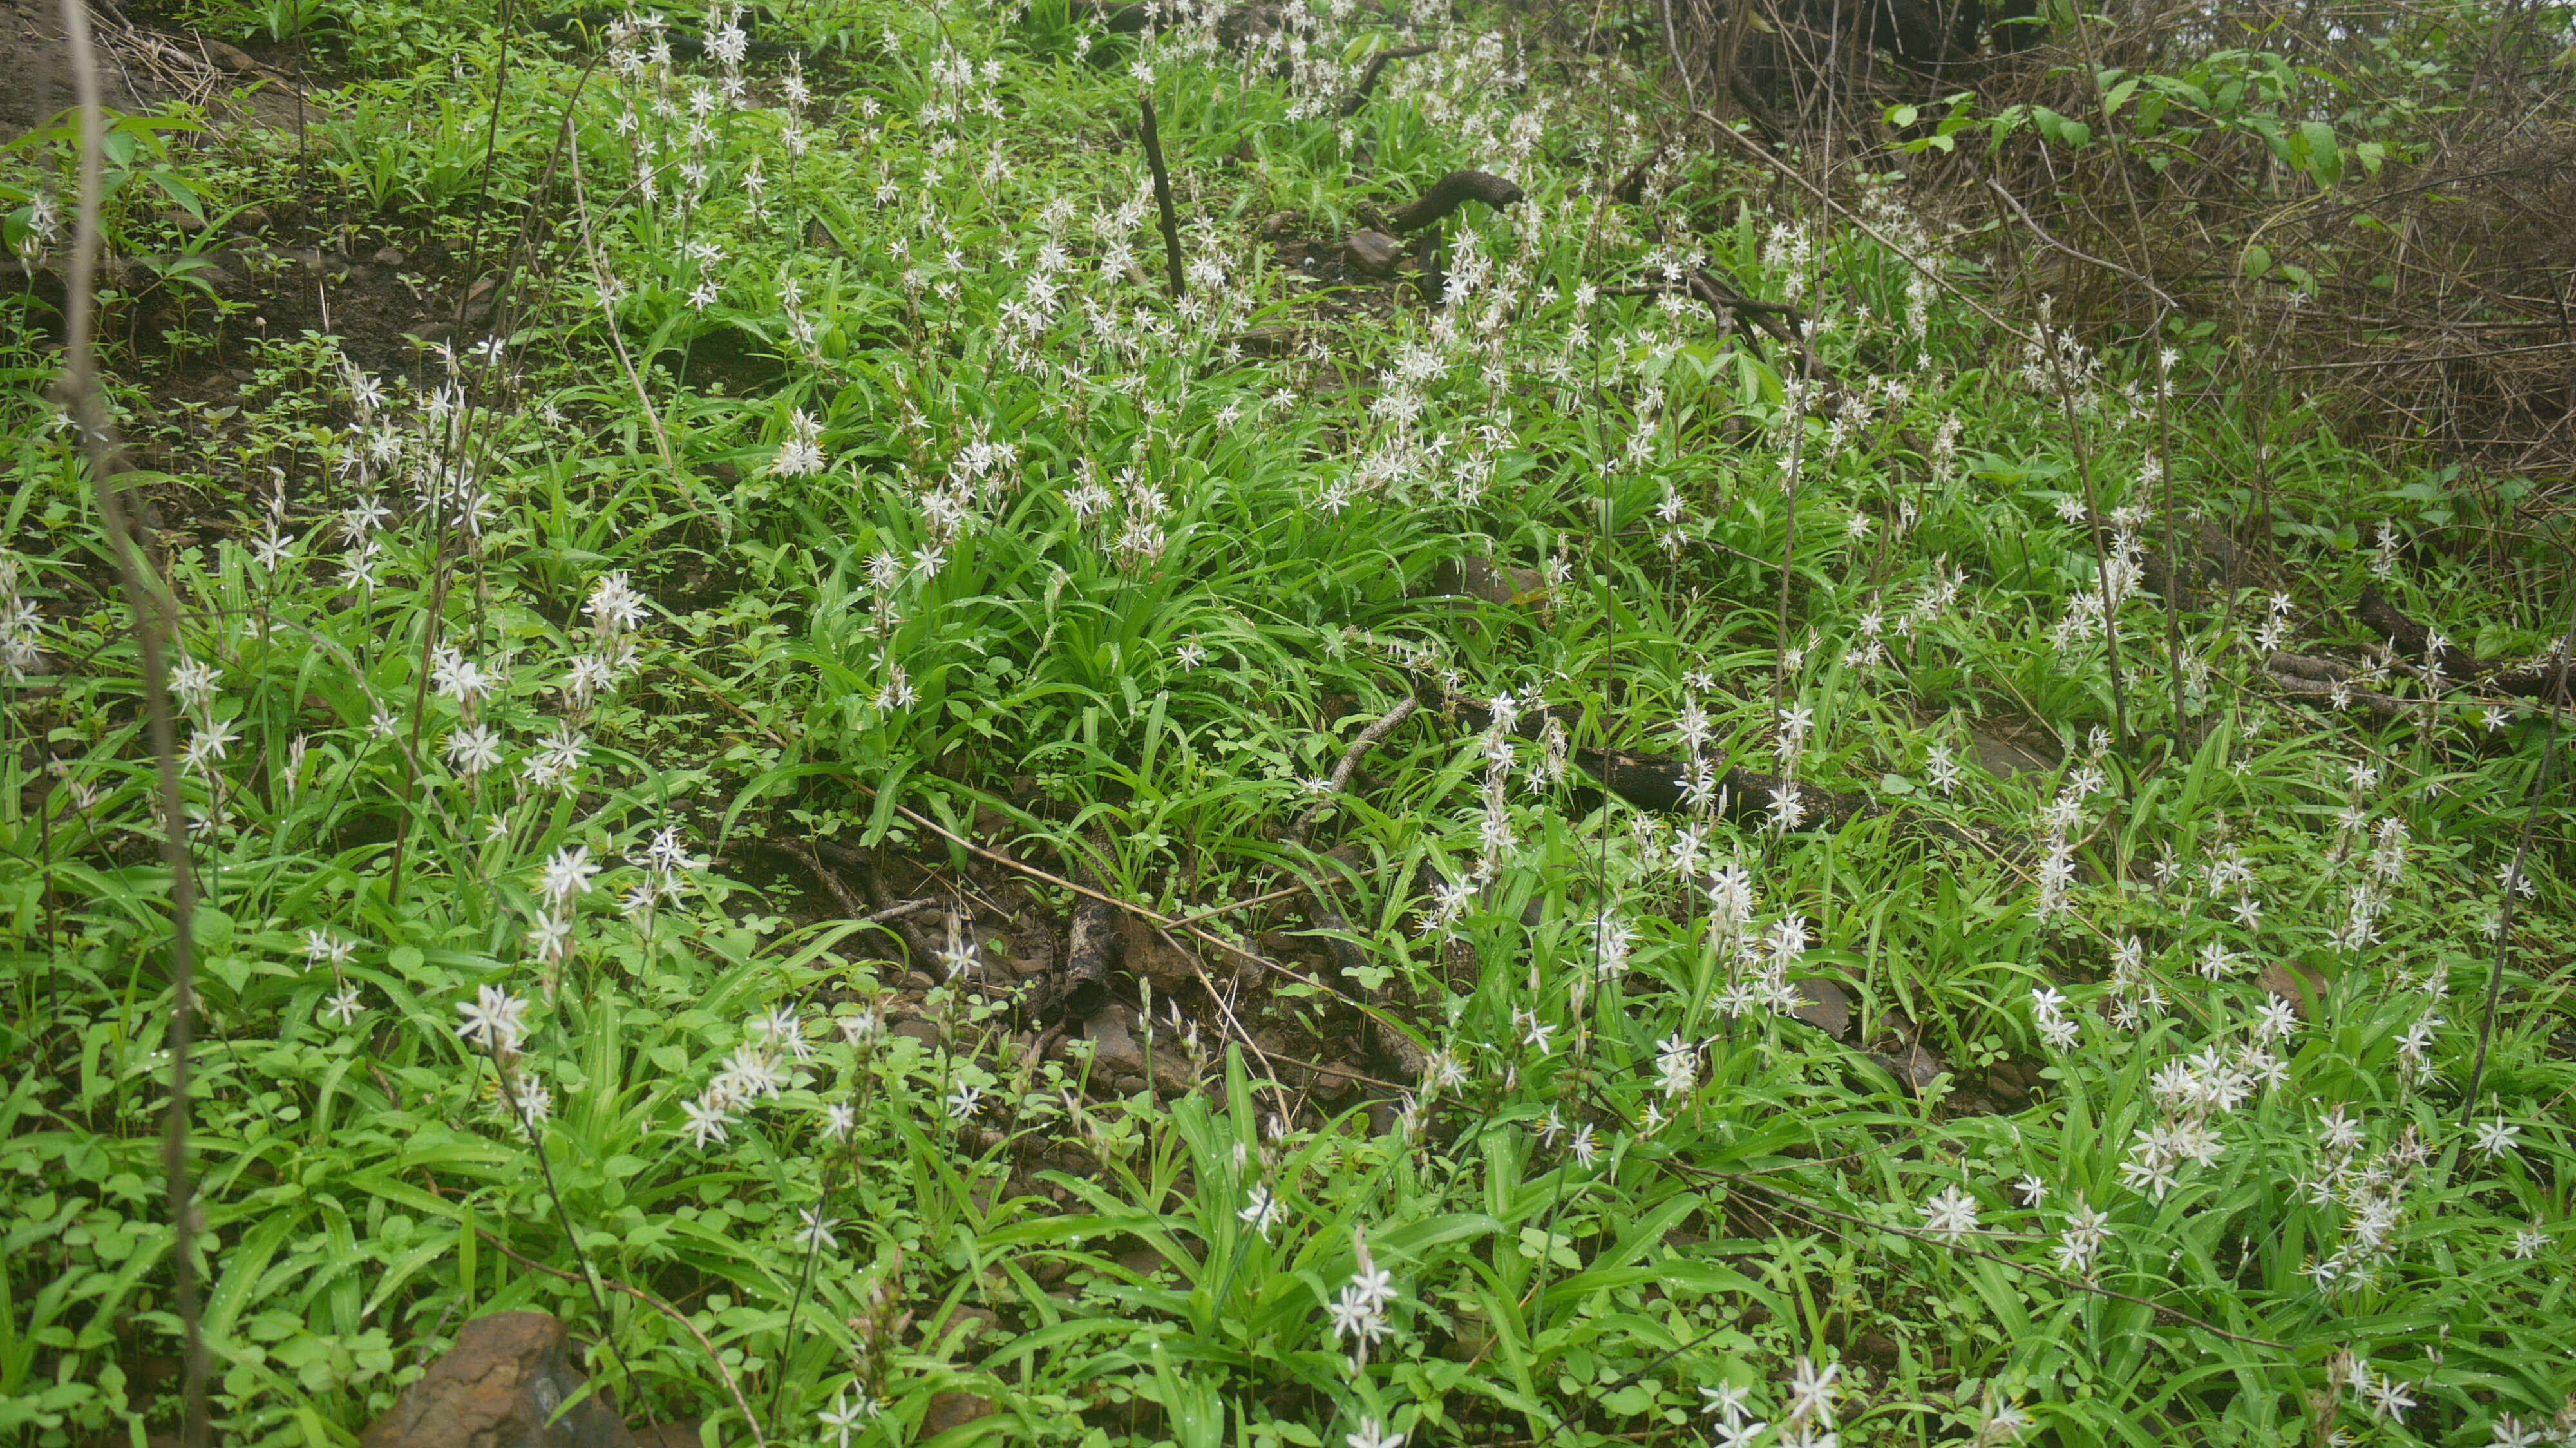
1061,830,1119,1020
2355,586,2566,699
2356,585,2477,677
1385,170,1523,233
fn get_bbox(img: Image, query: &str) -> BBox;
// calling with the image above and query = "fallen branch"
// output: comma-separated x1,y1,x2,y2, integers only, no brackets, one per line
2356,586,2568,698
1452,700,1882,832
810,839,946,972
839,777,1422,1048
1385,169,1524,233
1286,697,1419,846
1687,269,1820,376
1610,145,1663,204
2261,660,2414,720
1138,93,1184,300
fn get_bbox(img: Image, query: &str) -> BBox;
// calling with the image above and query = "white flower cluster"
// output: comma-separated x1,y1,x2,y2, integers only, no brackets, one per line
0,554,43,681
680,1004,815,1150
2119,1015,2287,1199
2032,757,2108,920
1473,689,1528,879
1326,1229,1398,1367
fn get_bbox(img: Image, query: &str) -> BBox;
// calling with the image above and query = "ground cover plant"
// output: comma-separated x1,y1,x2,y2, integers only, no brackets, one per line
3,0,2574,1440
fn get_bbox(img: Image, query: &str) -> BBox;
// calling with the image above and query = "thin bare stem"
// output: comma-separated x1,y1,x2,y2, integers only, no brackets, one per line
2463,585,2576,1123
55,1,207,1440
2037,321,2133,754
1139,92,1184,300
1773,380,1810,706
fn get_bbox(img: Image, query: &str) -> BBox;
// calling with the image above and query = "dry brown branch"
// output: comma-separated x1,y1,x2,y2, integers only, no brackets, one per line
1985,176,2181,314
1285,697,1419,846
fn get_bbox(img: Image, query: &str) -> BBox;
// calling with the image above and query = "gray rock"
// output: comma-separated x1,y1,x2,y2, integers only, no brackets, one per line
1342,229,1403,276
1083,1007,1146,1076
1875,1041,1948,1093
1788,978,1850,1038
921,1391,995,1436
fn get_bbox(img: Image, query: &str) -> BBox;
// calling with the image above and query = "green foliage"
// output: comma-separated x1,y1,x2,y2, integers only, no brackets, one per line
1,0,2571,1443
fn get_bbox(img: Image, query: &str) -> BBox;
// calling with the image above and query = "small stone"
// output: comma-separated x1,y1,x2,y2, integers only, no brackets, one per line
358,1311,630,1448
1234,325,1298,357
933,1306,996,1349
1968,725,2056,779
1112,1072,1148,1096
1342,229,1403,276
1788,978,1850,1038
1433,555,1546,608
373,246,406,267
2259,961,2322,1017
1117,917,1203,991
1875,1042,1948,1093
892,1019,941,1049
920,1393,995,1436
1084,1008,1146,1076
1008,932,1054,978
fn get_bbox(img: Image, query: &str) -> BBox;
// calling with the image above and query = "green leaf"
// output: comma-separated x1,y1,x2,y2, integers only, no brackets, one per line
2298,120,2342,186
